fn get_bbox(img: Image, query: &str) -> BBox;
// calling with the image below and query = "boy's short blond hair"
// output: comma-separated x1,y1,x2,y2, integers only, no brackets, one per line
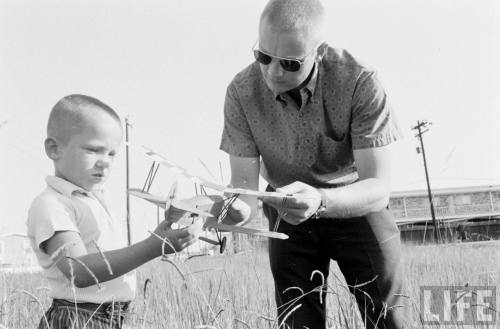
47,94,121,144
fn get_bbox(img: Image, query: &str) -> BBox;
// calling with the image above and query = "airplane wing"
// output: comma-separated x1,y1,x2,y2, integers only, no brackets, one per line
170,199,214,218
222,187,296,198
126,142,300,199
126,143,228,190
129,188,167,208
206,222,289,240
129,188,214,218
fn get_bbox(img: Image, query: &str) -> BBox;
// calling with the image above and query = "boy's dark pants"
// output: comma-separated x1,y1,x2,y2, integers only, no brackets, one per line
264,199,406,329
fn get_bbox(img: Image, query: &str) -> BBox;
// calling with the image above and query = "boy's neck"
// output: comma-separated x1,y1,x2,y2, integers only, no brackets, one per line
53,172,98,193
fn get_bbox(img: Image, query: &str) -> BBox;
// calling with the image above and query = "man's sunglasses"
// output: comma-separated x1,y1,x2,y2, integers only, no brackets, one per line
252,42,322,72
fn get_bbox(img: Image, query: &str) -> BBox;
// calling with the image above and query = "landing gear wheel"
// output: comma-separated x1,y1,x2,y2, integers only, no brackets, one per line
219,236,227,254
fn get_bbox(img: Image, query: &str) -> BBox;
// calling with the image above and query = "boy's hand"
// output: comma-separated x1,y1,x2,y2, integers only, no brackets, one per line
164,206,192,224
151,213,203,255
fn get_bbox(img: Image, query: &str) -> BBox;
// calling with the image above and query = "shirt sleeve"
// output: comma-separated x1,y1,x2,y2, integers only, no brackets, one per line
219,82,260,157
350,70,403,149
27,194,79,252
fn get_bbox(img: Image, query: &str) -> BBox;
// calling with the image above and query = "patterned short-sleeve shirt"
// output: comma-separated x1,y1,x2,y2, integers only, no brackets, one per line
220,47,402,188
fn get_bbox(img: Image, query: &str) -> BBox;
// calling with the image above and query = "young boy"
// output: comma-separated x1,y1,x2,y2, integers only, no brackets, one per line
27,94,202,329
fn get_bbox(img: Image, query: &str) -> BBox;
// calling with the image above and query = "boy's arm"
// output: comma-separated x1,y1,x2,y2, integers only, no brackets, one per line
43,216,201,288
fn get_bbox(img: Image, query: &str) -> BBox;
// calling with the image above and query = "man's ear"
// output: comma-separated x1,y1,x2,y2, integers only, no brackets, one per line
315,42,328,62
45,137,61,160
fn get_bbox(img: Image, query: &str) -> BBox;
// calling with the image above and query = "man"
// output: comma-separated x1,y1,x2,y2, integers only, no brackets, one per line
220,0,406,328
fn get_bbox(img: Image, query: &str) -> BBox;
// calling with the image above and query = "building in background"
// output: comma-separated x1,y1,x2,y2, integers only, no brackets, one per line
0,233,37,270
390,185,500,243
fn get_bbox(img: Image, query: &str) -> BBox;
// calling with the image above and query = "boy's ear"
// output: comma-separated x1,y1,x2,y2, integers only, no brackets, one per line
44,137,61,160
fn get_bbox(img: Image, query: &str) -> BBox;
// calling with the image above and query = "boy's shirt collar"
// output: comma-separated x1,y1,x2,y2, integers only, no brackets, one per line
45,176,90,198
46,175,111,216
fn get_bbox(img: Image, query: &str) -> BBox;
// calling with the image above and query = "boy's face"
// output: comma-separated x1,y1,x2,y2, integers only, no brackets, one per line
54,110,122,191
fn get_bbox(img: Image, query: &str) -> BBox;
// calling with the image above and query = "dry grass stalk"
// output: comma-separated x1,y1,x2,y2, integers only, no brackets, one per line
92,240,113,275
143,278,152,300
278,303,302,329
82,299,108,329
48,242,78,263
64,256,102,290
310,270,325,304
234,318,252,328
161,258,186,282
14,289,50,329
282,286,304,295
147,230,178,257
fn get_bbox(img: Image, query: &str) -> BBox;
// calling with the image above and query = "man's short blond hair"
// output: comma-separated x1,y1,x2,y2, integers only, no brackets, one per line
260,0,325,39
47,94,121,144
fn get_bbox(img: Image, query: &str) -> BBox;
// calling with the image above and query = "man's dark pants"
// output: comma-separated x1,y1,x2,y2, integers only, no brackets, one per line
263,193,406,329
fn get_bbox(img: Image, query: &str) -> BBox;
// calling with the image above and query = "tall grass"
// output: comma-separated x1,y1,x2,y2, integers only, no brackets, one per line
1,241,499,328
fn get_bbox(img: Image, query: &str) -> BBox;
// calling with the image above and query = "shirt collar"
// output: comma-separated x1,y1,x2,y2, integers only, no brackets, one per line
46,176,89,198
273,63,319,103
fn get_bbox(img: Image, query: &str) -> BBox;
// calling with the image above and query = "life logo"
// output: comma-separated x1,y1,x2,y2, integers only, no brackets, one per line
420,285,497,326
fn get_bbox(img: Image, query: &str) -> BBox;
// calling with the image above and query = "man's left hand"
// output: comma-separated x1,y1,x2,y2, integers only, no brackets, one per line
260,181,322,225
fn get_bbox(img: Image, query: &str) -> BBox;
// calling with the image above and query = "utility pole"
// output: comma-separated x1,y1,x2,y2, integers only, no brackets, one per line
125,117,132,246
412,120,440,243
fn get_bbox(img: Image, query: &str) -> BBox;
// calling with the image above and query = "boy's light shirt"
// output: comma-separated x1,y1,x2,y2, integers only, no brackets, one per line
27,176,136,303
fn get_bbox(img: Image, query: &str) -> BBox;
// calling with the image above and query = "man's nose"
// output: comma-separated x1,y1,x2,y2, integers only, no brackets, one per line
267,59,284,78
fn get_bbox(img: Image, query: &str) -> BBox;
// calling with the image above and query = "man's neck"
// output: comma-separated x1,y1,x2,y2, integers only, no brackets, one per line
286,64,315,108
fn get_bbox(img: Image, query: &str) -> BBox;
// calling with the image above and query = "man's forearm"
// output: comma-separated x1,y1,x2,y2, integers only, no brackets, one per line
321,178,390,218
229,166,260,221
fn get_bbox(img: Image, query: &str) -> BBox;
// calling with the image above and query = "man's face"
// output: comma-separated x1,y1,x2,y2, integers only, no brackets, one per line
54,111,122,191
258,20,318,94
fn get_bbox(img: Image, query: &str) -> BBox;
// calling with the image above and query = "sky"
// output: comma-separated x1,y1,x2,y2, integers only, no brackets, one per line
1,0,499,238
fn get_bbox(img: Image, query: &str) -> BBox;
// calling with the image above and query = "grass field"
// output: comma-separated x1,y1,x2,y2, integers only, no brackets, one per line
1,240,499,329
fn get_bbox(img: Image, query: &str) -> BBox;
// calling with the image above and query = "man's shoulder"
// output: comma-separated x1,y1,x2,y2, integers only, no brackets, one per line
229,62,262,90
322,47,375,75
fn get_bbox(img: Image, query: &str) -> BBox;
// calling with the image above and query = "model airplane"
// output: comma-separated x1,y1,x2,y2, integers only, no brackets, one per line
128,185,288,253
123,142,337,252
